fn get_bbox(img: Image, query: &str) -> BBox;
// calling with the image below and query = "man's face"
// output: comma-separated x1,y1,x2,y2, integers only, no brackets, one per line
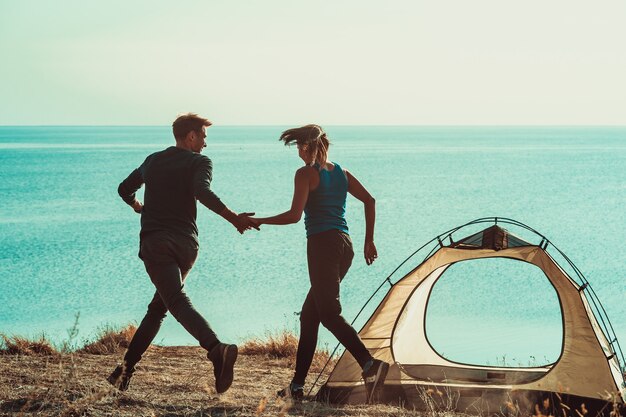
190,126,207,153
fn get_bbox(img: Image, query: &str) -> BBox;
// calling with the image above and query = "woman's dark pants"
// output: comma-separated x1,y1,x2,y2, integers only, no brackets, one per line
293,229,373,385
123,231,219,367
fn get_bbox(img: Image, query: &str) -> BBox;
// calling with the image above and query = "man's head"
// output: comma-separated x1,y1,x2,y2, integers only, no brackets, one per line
173,113,212,153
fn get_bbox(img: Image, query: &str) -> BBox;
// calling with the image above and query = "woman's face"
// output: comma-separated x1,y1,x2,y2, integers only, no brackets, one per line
297,143,314,164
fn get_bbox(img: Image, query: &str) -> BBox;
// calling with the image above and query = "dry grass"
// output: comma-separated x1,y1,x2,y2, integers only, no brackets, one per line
0,345,434,417
241,330,300,358
0,328,363,416
0,322,137,356
240,330,336,373
0,334,58,356
79,324,137,355
1,328,623,417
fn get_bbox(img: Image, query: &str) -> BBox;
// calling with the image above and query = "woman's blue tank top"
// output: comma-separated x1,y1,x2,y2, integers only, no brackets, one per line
304,162,349,238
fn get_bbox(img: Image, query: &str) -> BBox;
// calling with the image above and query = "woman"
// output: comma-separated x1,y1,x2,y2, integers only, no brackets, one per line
250,124,389,403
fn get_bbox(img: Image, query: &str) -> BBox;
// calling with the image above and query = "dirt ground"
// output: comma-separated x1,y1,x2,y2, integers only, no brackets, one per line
0,346,437,417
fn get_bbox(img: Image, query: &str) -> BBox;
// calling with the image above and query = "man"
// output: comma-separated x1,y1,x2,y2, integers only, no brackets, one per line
108,113,256,394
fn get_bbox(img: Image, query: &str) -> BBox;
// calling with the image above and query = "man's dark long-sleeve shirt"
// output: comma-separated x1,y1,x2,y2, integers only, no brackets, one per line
118,146,226,243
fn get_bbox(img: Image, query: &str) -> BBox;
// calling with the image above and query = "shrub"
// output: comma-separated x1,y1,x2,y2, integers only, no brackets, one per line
79,324,137,354
241,330,335,372
0,334,58,355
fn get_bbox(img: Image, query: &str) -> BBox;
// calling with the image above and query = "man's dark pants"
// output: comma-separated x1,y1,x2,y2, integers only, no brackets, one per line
293,229,372,385
124,231,219,367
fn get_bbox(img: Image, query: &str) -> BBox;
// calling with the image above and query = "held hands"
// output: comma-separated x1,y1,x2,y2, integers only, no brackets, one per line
235,212,260,234
248,217,262,229
364,241,378,265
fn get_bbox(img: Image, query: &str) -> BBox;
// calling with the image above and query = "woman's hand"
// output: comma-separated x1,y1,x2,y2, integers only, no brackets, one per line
248,217,262,230
364,241,378,265
236,212,259,234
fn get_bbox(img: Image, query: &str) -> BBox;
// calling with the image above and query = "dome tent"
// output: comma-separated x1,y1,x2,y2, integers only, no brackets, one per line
315,218,625,416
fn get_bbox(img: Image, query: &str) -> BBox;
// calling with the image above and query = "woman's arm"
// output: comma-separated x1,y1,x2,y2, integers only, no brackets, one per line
346,170,378,265
252,167,312,226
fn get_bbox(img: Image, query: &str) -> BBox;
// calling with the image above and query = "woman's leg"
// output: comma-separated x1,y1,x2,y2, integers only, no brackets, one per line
307,231,372,368
292,289,321,385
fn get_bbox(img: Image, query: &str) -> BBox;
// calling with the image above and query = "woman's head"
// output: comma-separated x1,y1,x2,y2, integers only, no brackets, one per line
280,124,330,166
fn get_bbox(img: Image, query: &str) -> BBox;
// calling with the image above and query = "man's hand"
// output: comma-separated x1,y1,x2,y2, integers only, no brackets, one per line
364,241,378,265
219,207,260,234
236,212,260,234
131,200,143,214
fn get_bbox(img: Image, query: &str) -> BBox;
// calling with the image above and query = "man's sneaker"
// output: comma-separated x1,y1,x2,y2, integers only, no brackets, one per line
362,359,389,404
208,343,238,394
277,384,304,401
107,363,135,391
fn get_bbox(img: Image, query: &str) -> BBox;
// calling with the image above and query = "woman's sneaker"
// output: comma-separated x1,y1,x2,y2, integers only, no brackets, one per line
277,383,304,401
207,343,238,394
107,363,135,391
362,359,389,404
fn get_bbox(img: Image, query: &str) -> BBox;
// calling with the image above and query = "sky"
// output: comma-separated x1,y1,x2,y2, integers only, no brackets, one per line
1,0,625,125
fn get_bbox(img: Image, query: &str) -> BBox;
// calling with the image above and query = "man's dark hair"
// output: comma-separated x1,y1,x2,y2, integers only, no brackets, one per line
172,113,212,140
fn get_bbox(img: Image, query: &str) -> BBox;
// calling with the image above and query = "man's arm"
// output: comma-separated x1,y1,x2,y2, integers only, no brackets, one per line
118,168,144,213
193,156,226,213
194,156,257,233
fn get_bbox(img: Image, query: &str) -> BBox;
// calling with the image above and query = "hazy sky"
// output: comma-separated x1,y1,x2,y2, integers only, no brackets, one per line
1,0,625,125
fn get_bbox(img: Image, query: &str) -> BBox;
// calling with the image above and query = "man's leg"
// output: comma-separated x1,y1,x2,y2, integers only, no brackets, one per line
109,235,215,391
122,257,195,367
144,233,237,394
111,233,236,393
108,293,166,391
123,291,168,367
142,234,219,352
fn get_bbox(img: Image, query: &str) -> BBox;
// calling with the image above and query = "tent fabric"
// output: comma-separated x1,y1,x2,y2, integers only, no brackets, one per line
451,224,532,250
319,225,625,411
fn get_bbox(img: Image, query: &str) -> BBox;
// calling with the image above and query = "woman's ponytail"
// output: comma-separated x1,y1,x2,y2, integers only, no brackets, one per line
279,124,331,167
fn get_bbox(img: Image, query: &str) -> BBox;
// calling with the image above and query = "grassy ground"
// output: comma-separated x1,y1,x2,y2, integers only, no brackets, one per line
0,329,444,417
5,328,621,417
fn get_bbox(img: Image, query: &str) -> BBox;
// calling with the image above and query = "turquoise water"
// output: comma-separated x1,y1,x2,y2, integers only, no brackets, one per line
0,126,624,366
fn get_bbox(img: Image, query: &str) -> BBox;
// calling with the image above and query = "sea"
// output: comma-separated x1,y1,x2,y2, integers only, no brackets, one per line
0,126,624,368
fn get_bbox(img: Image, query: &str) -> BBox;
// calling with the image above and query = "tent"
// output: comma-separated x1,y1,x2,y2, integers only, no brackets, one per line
316,218,625,416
